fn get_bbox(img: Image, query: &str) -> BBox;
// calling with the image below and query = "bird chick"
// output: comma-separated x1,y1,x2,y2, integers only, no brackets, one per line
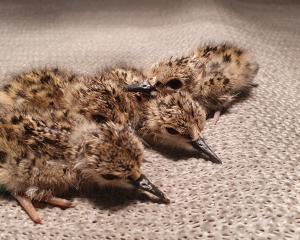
76,73,221,162
126,44,259,124
0,108,169,223
98,68,221,162
0,68,133,126
136,91,221,163
0,67,221,163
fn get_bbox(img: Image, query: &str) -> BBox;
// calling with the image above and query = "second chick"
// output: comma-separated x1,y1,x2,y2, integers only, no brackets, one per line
0,68,221,163
126,43,259,124
0,107,169,223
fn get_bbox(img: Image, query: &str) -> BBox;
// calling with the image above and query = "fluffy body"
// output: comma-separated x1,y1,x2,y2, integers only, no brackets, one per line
0,68,137,126
147,43,259,114
0,108,144,201
0,68,208,152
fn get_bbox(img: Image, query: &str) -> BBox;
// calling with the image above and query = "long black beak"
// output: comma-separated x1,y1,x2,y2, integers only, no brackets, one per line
124,81,155,93
191,137,222,164
131,174,170,204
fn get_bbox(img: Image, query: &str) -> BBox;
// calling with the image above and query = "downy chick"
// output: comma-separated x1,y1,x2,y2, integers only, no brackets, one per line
136,91,221,163
0,68,221,163
104,68,221,163
0,108,169,223
0,68,136,126
126,44,259,124
95,69,221,163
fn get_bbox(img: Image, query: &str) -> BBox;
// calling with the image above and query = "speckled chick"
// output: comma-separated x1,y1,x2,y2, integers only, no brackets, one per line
0,68,133,126
0,108,169,223
136,91,221,163
0,68,221,163
105,68,221,162
99,68,221,162
128,44,259,124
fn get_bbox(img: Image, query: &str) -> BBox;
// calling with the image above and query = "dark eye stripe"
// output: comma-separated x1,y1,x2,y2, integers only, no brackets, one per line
102,174,120,180
166,127,179,135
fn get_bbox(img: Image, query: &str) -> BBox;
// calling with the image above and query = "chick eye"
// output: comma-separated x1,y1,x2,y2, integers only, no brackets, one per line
127,175,134,181
166,127,179,135
102,174,120,180
91,114,107,124
166,79,183,90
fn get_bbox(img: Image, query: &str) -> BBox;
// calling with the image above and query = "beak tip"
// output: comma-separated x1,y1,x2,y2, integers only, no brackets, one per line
213,158,222,164
162,198,171,204
132,174,170,203
191,138,222,164
205,154,222,165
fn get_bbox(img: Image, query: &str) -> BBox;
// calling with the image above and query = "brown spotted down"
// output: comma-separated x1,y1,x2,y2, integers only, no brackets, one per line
0,107,144,200
0,67,209,152
147,43,259,114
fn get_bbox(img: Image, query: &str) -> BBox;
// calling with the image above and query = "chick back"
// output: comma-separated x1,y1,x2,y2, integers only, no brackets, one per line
0,67,142,127
0,109,78,200
191,44,259,96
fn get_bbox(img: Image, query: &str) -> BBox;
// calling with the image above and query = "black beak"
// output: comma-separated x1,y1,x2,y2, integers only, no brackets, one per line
191,137,222,164
131,174,170,204
124,81,155,93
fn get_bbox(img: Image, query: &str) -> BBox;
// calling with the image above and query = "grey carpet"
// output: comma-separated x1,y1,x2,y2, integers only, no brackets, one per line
0,0,299,239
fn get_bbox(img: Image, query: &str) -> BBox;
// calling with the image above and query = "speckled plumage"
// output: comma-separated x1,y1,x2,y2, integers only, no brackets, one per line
137,91,206,151
0,68,216,156
0,108,145,199
0,106,170,222
146,44,259,115
0,68,136,126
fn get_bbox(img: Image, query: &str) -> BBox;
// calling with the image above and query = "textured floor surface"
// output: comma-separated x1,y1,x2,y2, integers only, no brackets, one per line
0,0,300,239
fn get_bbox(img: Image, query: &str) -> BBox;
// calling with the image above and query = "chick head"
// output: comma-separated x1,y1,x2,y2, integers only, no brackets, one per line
74,121,169,202
139,91,221,163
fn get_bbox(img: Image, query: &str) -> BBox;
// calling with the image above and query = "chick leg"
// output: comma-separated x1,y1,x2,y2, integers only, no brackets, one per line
44,197,75,209
213,111,221,125
13,194,42,224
